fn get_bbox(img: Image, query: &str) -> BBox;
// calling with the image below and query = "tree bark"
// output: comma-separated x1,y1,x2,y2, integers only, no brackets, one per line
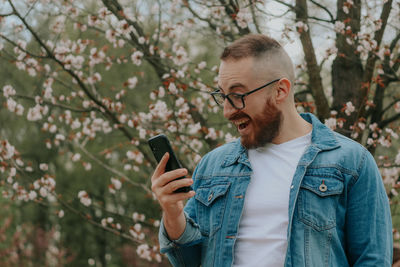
331,0,363,136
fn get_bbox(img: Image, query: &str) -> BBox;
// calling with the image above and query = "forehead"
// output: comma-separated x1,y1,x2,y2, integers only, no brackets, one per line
218,58,255,90
218,57,272,91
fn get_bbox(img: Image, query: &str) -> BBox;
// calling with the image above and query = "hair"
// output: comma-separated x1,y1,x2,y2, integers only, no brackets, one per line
220,34,295,86
220,34,282,60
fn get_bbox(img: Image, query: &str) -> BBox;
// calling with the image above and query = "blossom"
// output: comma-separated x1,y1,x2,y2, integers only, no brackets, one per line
58,210,64,218
138,37,146,44
295,21,309,33
344,101,355,116
78,190,92,206
111,177,122,190
236,8,252,29
136,244,152,261
168,83,178,94
39,163,49,171
132,212,145,222
198,61,206,69
105,29,117,43
172,45,188,66
205,128,217,140
116,19,133,37
1,140,15,159
394,102,400,113
150,100,172,120
28,190,37,200
126,150,144,164
27,104,45,121
134,223,142,232
7,98,17,112
87,72,102,84
72,153,81,162
131,51,144,66
89,48,106,67
334,21,345,33
127,76,138,89
3,85,16,97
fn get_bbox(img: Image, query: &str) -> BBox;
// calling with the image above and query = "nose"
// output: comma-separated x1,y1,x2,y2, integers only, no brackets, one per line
223,99,236,119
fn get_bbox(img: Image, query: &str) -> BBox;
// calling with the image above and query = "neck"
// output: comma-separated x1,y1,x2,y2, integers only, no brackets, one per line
272,109,312,144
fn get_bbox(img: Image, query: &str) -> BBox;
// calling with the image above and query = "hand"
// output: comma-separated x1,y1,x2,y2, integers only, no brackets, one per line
151,153,195,239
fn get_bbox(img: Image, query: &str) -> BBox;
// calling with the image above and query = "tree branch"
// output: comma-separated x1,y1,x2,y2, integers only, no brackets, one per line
218,0,251,36
362,0,393,84
309,0,335,22
249,0,262,34
12,94,96,113
390,32,400,72
273,0,296,11
7,0,157,167
76,141,152,195
295,0,330,119
381,97,400,116
379,112,400,129
0,33,48,59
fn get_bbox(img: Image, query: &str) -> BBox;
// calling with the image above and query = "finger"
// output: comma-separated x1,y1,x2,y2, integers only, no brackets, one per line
151,152,169,182
156,168,188,188
162,177,193,194
161,190,196,205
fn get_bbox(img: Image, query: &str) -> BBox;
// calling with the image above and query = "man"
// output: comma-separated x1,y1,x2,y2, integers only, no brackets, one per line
151,34,393,266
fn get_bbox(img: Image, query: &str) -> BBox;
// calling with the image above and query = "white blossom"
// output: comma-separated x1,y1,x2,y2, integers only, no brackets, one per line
111,177,122,190
131,51,144,66
58,210,64,218
72,153,81,162
1,140,15,159
334,21,345,33
27,104,44,121
127,76,138,89
344,101,355,116
78,190,92,206
28,190,37,200
205,128,217,140
7,98,17,112
39,163,49,171
136,244,152,261
3,85,16,97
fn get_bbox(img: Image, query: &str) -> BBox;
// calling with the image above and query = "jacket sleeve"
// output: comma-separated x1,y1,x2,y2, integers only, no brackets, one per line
345,149,393,266
158,166,204,266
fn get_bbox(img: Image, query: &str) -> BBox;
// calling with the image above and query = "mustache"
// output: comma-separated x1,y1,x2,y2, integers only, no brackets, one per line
228,112,250,121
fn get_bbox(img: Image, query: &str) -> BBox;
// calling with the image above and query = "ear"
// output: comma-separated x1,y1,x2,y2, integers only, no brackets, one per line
274,78,291,104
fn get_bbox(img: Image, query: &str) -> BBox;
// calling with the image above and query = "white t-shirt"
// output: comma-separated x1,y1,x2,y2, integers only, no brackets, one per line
233,132,312,267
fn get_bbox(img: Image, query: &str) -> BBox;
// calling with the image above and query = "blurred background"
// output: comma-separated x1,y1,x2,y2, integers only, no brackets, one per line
0,0,399,266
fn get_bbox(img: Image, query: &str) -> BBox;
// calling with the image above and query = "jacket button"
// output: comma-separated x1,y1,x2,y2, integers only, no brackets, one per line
319,183,327,192
208,192,214,202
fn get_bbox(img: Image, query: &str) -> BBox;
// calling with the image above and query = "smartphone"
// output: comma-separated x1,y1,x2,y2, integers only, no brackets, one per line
148,134,192,193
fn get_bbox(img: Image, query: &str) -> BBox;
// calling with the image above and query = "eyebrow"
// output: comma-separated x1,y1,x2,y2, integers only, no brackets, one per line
217,83,247,94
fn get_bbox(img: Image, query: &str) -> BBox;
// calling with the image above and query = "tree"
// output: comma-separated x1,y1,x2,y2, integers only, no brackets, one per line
0,0,399,265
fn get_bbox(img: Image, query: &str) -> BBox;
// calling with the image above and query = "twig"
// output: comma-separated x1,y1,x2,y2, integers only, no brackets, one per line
75,141,152,195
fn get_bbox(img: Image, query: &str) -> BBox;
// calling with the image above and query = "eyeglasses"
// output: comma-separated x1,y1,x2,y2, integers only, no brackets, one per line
210,78,281,110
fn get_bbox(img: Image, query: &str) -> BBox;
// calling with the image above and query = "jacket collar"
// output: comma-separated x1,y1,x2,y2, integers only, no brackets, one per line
221,113,340,167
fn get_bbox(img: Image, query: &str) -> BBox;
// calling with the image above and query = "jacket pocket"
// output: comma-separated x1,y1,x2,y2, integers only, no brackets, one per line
195,182,230,236
298,169,344,231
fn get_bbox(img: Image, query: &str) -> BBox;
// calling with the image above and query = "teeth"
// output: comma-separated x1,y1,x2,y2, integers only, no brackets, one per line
233,119,249,126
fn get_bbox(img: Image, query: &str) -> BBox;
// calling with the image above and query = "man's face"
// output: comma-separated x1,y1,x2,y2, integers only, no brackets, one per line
218,57,282,149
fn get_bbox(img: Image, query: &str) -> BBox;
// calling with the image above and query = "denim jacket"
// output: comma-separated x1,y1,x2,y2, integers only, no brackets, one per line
159,113,393,266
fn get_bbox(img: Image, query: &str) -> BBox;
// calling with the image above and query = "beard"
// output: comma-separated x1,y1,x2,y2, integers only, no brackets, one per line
230,97,282,149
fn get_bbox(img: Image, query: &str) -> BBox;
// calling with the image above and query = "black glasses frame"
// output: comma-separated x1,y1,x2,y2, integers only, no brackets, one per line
210,78,281,110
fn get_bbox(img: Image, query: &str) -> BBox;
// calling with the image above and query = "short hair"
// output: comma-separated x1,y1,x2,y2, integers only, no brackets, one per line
220,34,295,85
220,34,282,60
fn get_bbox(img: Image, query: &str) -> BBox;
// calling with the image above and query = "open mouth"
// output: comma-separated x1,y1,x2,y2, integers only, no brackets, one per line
234,119,250,131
